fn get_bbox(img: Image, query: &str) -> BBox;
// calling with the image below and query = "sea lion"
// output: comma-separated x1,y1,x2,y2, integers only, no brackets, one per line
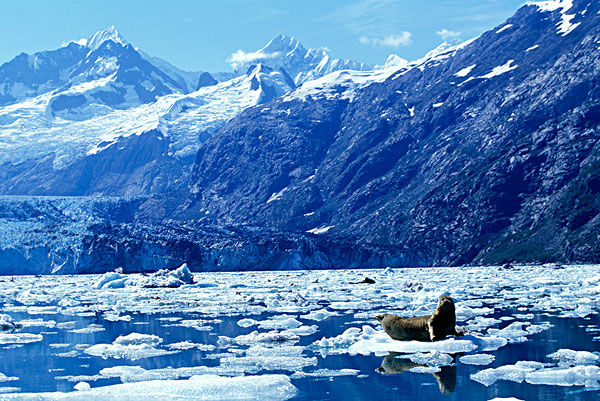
375,295,459,342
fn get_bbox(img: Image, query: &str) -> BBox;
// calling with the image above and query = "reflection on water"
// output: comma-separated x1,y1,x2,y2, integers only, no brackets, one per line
377,352,457,394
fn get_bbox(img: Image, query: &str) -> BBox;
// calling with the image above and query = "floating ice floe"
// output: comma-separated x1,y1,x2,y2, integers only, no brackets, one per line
459,353,495,366
488,398,524,401
219,330,300,347
487,321,552,343
218,345,317,374
0,374,298,401
473,359,600,388
256,316,302,330
470,361,547,386
526,365,600,387
73,382,90,391
0,333,43,345
290,368,360,378
69,324,105,334
313,325,507,356
237,318,257,328
100,365,215,383
0,315,20,331
0,372,18,383
301,309,340,321
166,341,215,351
17,319,56,328
0,388,21,393
94,263,194,289
547,348,600,366
170,319,213,332
84,333,176,361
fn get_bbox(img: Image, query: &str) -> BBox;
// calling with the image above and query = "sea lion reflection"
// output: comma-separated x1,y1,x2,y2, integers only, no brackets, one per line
376,352,457,394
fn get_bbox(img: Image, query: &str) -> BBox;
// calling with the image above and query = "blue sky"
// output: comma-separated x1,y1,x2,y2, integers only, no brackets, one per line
0,0,526,72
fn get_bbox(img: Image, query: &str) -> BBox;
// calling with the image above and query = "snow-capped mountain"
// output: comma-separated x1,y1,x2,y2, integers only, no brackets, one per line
230,34,373,85
0,26,195,109
2,0,599,273
0,29,377,196
187,0,600,266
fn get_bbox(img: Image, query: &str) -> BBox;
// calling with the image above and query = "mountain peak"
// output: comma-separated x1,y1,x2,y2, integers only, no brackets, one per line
261,34,303,55
87,26,129,50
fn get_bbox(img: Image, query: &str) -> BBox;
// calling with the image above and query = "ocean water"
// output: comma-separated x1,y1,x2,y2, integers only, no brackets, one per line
0,266,599,400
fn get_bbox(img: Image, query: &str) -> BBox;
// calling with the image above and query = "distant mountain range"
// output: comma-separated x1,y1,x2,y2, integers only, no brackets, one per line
0,27,378,195
0,0,599,273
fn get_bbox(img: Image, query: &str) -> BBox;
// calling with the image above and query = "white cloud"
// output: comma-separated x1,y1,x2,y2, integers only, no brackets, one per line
227,49,281,69
359,32,413,48
436,29,461,41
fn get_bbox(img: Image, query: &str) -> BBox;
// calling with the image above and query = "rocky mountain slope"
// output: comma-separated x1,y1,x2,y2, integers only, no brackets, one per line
186,0,600,266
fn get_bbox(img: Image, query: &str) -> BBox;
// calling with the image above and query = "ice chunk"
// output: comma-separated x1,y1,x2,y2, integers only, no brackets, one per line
488,398,524,401
488,322,531,343
257,316,302,330
94,264,194,289
525,365,600,387
94,272,128,289
73,382,90,391
0,333,43,345
291,368,359,378
0,315,20,331
84,343,175,360
237,318,257,328
169,263,193,284
409,366,441,373
285,325,318,336
547,349,600,365
314,325,501,356
114,333,162,347
465,316,502,331
220,330,300,346
0,374,297,400
301,309,340,321
0,372,18,382
69,324,105,334
459,353,495,366
166,342,215,351
104,314,132,322
219,345,317,374
348,333,478,356
470,361,545,386
84,333,174,361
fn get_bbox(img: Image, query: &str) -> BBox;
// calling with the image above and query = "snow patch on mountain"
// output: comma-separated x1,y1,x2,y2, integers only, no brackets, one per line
496,24,514,33
480,60,518,79
528,0,580,36
455,64,476,77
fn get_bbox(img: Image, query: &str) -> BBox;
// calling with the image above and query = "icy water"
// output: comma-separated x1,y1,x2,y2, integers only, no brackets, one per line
0,265,599,400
